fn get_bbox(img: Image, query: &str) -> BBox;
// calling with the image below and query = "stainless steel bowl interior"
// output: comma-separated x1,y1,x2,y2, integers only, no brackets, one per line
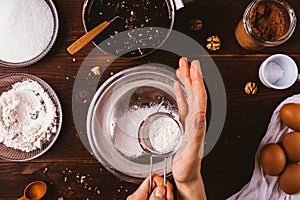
87,64,183,182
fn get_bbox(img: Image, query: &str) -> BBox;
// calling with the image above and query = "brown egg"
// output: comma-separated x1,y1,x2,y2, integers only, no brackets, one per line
279,164,300,195
260,143,286,176
280,103,300,131
282,132,300,162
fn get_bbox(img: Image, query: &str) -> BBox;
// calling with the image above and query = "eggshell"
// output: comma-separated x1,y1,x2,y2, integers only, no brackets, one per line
282,132,300,162
280,103,300,131
260,143,286,176
279,164,300,195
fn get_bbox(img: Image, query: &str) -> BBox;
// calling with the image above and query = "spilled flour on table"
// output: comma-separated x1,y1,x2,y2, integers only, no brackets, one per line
0,79,57,152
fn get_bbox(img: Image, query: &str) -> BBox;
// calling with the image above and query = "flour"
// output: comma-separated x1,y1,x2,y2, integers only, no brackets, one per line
265,61,284,84
112,105,177,158
148,116,181,154
0,79,57,152
0,0,54,63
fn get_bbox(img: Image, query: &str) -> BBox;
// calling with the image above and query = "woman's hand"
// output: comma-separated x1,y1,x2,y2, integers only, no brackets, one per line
173,57,207,200
127,174,174,200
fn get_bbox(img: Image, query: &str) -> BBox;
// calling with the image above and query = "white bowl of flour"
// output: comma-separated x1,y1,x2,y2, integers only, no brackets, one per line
0,73,62,161
0,0,59,67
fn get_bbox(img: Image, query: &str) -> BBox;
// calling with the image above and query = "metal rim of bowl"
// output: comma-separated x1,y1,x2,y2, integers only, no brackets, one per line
0,73,63,161
82,0,175,59
86,64,177,183
0,0,59,68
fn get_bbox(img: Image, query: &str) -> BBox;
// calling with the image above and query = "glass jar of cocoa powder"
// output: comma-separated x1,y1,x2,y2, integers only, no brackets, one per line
235,0,296,50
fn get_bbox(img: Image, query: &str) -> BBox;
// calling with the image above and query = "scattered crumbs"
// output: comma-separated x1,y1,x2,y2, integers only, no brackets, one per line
110,72,114,76
80,175,86,183
57,65,61,69
61,168,101,195
83,100,87,104
88,72,92,77
57,197,64,200
117,189,121,193
106,59,110,62
125,189,128,193
91,66,101,76
66,77,70,80
72,58,76,62
99,168,103,172
43,167,48,174
73,76,76,79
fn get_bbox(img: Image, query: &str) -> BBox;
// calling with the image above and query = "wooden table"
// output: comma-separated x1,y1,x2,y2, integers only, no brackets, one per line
1,0,300,199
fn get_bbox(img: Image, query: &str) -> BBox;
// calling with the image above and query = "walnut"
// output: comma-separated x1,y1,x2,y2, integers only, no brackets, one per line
206,36,221,51
91,66,101,76
189,19,203,31
244,82,258,95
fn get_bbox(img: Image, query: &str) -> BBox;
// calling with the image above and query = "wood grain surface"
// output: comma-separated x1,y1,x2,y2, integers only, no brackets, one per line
0,0,300,199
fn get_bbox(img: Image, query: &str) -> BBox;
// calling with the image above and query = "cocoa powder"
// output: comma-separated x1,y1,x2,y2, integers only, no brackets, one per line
250,1,289,41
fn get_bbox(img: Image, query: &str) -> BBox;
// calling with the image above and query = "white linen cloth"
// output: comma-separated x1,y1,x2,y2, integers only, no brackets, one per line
228,94,300,200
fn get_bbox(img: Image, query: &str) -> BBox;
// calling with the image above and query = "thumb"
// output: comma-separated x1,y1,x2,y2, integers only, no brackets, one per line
149,186,166,200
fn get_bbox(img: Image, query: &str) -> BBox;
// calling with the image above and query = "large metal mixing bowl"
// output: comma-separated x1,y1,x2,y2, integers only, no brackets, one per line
86,64,185,183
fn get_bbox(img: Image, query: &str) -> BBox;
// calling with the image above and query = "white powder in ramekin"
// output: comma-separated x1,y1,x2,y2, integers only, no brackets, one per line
0,79,57,152
265,61,284,84
0,0,54,63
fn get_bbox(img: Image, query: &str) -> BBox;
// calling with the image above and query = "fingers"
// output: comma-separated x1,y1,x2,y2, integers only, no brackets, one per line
151,175,174,200
179,57,192,85
174,81,188,122
176,58,207,114
190,60,207,113
177,58,193,98
149,186,166,200
165,178,174,200
150,174,174,200
127,176,150,200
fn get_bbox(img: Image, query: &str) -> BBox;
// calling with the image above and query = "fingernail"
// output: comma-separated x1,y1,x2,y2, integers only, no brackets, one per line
179,57,188,67
154,187,166,199
191,60,203,76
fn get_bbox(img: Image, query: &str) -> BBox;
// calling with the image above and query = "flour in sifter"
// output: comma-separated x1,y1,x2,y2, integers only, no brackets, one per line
148,116,182,154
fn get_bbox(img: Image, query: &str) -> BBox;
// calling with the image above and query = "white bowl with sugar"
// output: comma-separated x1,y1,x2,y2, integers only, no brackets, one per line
0,0,59,67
